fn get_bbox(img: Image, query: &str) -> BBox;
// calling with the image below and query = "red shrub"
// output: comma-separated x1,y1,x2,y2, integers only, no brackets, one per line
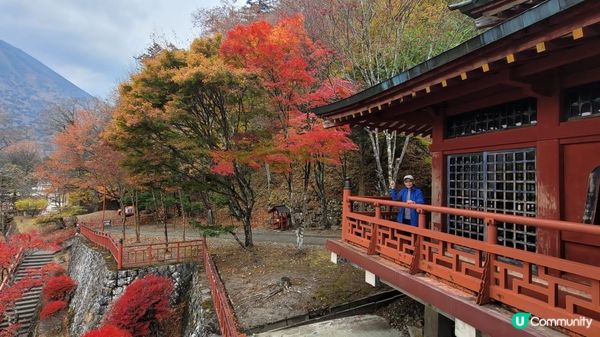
81,325,132,337
42,275,77,302
39,262,66,277
40,300,67,319
105,274,174,337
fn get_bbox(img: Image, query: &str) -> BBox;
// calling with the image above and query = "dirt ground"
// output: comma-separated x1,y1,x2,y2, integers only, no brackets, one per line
208,240,390,330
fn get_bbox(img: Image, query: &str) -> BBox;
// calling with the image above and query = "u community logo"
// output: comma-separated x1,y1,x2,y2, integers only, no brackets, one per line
512,312,531,329
511,312,593,330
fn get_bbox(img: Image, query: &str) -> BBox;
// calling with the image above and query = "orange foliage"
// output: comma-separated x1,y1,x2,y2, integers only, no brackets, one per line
37,110,128,199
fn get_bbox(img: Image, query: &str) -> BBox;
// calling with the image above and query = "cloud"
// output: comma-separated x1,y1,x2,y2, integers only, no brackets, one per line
0,0,220,98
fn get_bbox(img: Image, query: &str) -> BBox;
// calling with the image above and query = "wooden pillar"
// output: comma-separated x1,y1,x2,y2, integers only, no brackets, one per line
424,305,454,337
431,151,444,231
535,89,561,257
342,177,352,241
431,108,445,231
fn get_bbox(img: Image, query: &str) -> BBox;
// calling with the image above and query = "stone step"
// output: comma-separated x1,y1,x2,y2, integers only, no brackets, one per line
13,273,42,281
13,302,39,312
15,296,39,304
19,260,53,266
0,250,56,336
19,292,42,301
18,262,50,268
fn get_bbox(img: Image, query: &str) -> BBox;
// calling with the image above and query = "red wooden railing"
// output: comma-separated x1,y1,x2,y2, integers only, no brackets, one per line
340,187,600,336
80,224,123,268
202,240,246,337
79,224,202,269
0,247,25,291
123,240,203,267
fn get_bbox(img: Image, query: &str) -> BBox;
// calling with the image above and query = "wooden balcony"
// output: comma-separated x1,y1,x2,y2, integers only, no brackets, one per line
327,184,600,337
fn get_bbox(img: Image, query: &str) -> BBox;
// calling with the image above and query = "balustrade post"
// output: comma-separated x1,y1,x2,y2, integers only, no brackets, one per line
418,209,426,229
118,239,124,270
342,177,352,241
176,242,181,262
368,203,380,255
477,217,496,305
409,208,425,274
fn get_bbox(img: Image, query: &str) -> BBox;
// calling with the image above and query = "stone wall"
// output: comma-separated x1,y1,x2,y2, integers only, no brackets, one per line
67,237,216,337
183,267,220,337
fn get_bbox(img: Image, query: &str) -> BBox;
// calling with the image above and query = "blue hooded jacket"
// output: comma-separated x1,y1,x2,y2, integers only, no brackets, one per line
389,186,425,226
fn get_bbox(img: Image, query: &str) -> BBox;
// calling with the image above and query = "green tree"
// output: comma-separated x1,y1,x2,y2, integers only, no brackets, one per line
15,198,48,216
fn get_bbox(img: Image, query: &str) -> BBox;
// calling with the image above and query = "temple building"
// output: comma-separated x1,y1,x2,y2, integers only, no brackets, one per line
315,1,600,336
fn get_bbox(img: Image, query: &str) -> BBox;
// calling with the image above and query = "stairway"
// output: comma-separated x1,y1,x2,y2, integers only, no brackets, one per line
0,251,55,337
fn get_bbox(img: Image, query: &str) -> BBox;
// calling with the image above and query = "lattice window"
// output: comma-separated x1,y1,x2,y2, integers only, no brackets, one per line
447,149,536,252
565,81,600,119
446,98,537,138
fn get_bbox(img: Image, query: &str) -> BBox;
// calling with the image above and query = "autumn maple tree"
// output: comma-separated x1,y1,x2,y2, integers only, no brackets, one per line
108,35,271,247
221,16,356,231
37,109,132,236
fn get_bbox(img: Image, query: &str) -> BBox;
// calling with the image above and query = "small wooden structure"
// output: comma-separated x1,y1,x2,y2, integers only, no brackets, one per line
268,205,290,230
117,206,135,217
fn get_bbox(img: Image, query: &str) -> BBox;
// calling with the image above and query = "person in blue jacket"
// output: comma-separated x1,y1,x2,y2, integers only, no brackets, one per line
389,175,425,226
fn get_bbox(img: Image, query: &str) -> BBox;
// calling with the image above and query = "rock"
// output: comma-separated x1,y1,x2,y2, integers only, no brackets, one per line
117,277,132,287
407,325,423,337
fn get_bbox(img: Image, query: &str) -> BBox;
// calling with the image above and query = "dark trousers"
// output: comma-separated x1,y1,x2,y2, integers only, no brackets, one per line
401,217,412,225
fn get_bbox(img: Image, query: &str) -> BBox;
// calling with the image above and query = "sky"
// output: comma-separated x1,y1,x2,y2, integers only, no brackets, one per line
0,0,224,99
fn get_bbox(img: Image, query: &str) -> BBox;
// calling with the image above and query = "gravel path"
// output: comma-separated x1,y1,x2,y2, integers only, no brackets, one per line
102,226,340,246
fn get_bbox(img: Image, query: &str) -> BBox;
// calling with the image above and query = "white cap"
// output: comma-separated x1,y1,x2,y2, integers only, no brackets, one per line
403,175,414,181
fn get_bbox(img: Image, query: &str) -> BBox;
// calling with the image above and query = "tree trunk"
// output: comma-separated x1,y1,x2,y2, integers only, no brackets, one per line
242,213,253,247
159,191,169,249
265,163,271,195
296,162,311,249
199,190,214,225
119,192,126,242
131,189,140,243
366,127,388,195
392,135,411,183
151,189,159,227
178,189,187,241
315,161,329,229
285,171,295,230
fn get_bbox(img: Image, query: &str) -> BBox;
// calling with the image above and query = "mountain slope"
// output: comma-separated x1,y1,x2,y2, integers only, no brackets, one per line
0,39,92,142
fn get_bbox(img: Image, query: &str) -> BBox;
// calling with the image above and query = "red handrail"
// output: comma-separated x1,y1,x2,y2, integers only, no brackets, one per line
0,247,25,291
79,224,202,269
79,224,123,268
340,192,600,336
123,240,203,268
202,240,246,337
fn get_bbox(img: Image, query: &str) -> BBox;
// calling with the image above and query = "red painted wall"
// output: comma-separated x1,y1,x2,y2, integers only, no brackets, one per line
562,141,600,265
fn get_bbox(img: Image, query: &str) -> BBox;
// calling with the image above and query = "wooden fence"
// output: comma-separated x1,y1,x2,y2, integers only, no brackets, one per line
340,187,600,336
